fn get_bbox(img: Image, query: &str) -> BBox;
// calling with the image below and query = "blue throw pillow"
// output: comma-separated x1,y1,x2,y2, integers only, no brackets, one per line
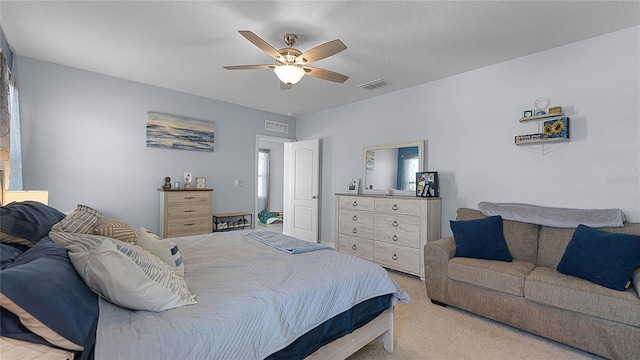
0,237,98,350
450,215,512,262
557,224,640,290
0,201,66,243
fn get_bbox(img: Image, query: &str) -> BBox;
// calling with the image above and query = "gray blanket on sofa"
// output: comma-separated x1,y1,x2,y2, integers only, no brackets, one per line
478,202,626,228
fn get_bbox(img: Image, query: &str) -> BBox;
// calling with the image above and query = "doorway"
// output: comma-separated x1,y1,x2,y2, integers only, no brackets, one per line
255,135,292,234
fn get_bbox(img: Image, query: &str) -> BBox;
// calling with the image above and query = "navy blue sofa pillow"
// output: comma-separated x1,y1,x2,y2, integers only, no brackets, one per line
0,201,66,243
0,237,98,350
557,224,640,290
450,215,512,262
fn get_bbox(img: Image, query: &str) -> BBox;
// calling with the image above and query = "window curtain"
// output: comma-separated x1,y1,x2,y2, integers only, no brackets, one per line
0,49,23,192
0,49,11,192
258,149,270,212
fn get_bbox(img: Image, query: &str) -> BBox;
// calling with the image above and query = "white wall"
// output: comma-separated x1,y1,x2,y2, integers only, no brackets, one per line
297,26,640,242
14,57,295,233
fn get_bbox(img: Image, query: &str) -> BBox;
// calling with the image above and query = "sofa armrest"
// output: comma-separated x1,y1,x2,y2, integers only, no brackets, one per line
424,236,456,304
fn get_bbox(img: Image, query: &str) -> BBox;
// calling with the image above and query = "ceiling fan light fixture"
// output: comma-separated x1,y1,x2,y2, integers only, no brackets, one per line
274,65,305,85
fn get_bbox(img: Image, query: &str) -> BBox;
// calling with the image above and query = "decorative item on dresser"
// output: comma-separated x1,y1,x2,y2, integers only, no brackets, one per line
335,193,442,279
158,188,213,238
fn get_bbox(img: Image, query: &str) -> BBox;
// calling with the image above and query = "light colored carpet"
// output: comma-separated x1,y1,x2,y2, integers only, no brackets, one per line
347,271,604,360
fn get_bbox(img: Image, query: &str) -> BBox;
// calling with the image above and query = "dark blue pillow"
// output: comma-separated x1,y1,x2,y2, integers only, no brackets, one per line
557,224,640,290
451,215,512,262
0,201,66,243
0,237,98,350
0,243,23,269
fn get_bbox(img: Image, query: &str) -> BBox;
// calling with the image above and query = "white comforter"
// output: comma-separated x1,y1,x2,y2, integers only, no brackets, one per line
95,230,409,360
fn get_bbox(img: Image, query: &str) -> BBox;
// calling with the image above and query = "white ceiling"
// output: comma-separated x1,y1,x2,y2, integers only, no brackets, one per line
2,1,639,116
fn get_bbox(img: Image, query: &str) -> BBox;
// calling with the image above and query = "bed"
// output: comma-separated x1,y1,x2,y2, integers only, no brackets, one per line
0,201,409,360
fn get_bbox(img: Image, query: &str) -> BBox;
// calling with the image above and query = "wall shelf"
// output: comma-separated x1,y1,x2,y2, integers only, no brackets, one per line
519,112,565,123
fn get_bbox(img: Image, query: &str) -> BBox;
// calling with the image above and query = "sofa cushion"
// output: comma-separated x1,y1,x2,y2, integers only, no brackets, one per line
525,267,640,327
456,208,539,263
538,222,640,269
451,216,512,262
556,225,640,290
448,257,535,296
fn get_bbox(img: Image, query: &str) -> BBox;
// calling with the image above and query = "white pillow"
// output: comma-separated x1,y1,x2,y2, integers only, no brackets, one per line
68,237,196,312
136,227,185,277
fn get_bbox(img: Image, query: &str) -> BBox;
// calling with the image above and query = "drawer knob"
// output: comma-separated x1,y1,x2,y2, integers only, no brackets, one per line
352,201,358,206
184,223,195,226
352,215,358,221
392,235,398,241
352,244,357,250
352,228,357,234
184,210,195,213
185,196,196,199
392,220,398,227
392,204,398,211
392,253,398,261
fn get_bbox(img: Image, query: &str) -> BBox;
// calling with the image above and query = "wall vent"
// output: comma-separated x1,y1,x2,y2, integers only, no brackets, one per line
358,79,389,90
265,120,289,134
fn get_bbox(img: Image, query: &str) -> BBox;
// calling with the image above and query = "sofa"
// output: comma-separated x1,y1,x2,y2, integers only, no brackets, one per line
424,206,640,360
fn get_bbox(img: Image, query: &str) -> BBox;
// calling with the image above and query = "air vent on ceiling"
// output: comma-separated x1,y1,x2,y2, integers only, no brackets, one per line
358,79,389,90
265,120,289,134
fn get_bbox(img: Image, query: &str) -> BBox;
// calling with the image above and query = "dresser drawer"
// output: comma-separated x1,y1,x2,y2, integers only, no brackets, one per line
374,198,421,216
338,209,374,226
166,191,211,204
338,221,374,240
166,216,211,238
167,203,210,219
338,196,375,211
374,213,420,233
374,242,420,275
338,234,373,261
374,228,420,248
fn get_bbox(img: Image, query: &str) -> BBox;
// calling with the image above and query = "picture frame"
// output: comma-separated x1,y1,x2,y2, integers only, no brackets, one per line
522,110,534,118
416,171,439,198
347,178,360,194
195,177,206,189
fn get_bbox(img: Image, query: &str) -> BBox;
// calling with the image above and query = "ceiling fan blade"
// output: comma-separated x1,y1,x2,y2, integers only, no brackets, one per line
238,30,283,61
280,81,292,90
223,64,275,70
303,66,348,83
295,39,346,64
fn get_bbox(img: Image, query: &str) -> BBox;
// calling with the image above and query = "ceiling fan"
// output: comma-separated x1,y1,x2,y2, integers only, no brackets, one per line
224,30,348,90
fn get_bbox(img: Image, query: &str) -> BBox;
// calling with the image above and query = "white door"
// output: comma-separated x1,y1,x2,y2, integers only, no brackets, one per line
283,139,320,243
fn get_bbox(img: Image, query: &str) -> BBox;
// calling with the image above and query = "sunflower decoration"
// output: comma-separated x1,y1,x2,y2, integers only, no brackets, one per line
543,118,568,138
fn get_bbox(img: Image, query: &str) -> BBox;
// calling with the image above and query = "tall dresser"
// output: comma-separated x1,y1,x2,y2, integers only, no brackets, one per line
159,189,213,238
335,193,441,280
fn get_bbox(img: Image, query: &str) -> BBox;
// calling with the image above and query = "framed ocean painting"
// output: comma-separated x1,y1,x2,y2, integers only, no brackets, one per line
146,112,215,152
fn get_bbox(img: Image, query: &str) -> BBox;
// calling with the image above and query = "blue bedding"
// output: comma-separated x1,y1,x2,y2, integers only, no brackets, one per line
246,231,332,254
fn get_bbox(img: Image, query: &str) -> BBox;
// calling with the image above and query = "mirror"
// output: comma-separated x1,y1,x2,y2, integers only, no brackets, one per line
362,140,424,196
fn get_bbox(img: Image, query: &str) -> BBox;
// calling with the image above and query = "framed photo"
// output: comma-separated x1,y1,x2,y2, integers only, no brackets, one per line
347,178,360,194
195,177,207,189
416,171,439,198
522,110,534,118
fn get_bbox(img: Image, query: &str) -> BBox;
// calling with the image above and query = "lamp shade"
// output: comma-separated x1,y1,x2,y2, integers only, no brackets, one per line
3,190,49,205
273,65,305,85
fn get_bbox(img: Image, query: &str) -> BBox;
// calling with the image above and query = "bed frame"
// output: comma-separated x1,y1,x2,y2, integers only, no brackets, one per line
306,309,394,359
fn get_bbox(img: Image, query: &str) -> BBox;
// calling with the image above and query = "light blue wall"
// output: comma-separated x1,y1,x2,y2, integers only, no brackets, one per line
14,57,295,234
297,26,640,242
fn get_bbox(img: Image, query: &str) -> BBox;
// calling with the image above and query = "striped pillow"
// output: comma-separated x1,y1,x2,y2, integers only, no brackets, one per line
136,227,184,277
53,232,196,311
93,217,138,244
49,231,104,253
51,205,104,234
